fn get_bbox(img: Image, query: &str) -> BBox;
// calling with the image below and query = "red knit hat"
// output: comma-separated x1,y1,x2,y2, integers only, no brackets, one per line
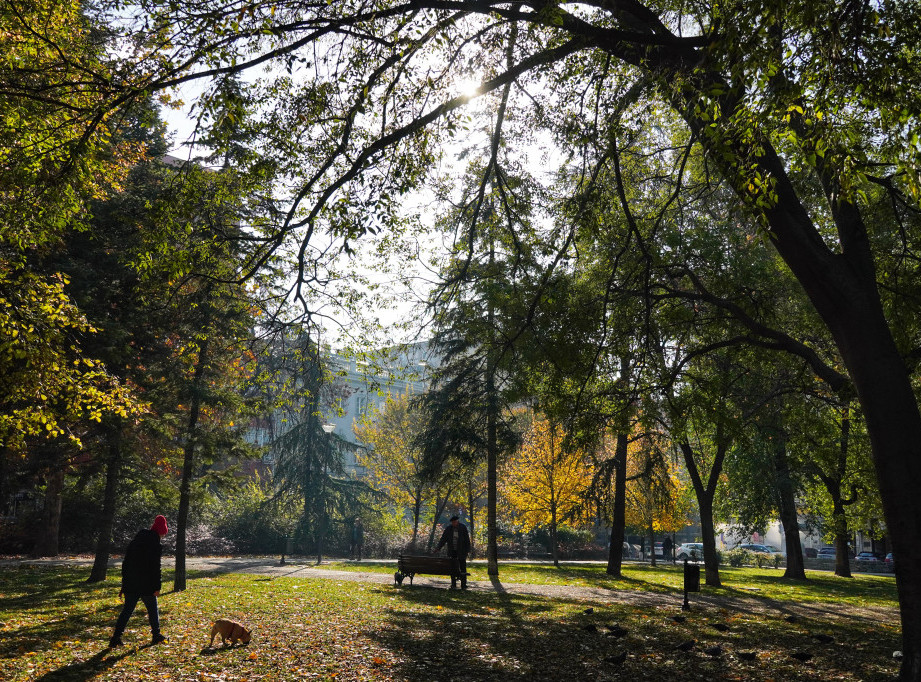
151,515,168,536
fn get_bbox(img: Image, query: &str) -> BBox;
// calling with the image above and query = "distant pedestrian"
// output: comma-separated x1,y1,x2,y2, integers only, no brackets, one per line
109,515,168,647
350,518,364,561
662,536,674,563
435,516,471,589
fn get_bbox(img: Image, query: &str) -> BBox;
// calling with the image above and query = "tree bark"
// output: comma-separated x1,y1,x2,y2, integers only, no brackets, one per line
757,185,921,678
679,439,725,587
88,424,123,583
486,239,499,578
606,431,628,576
174,336,209,592
648,522,656,567
410,495,422,550
467,483,476,556
773,438,806,579
32,466,64,557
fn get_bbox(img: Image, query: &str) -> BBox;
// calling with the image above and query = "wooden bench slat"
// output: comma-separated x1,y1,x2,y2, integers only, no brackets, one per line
394,554,466,586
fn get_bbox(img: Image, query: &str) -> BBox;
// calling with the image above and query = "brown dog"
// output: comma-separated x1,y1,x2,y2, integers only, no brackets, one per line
208,619,252,648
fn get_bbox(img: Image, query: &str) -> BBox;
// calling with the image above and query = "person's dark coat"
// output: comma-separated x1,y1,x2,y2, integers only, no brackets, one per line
121,528,162,595
436,522,471,557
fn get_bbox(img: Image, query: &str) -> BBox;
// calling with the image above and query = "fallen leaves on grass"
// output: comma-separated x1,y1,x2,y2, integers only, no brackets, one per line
0,564,903,681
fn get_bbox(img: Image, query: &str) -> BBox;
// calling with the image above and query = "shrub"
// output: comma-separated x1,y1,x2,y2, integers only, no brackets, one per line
725,548,751,567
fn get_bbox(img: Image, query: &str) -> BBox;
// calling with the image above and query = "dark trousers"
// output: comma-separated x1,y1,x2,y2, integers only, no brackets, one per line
451,553,468,587
113,592,160,639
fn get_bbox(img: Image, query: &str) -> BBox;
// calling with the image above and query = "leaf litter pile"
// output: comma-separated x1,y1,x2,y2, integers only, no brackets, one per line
0,564,900,680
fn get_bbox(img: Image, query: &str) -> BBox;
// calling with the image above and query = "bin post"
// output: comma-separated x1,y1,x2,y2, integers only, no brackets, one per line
682,558,700,610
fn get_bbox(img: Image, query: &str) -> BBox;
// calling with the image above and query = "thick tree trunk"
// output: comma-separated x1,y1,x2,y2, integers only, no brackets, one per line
606,431,628,576
33,467,64,557
486,360,499,577
697,497,721,587
756,167,921,678
648,522,656,567
773,439,806,579
88,426,122,583
485,236,499,578
551,507,559,567
0,447,8,516
834,520,852,578
831,321,921,678
410,496,422,550
315,452,326,565
174,337,209,592
678,440,724,587
467,485,476,556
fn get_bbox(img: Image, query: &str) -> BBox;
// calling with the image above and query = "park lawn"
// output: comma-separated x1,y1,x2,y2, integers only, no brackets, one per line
0,563,900,681
325,559,900,608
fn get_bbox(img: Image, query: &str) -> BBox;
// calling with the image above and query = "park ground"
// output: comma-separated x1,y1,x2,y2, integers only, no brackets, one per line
0,557,902,681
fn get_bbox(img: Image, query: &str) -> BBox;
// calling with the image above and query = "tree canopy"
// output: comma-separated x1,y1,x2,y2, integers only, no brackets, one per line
8,0,921,675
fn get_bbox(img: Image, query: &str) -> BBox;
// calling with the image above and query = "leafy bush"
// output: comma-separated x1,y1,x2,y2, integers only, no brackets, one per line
725,548,752,567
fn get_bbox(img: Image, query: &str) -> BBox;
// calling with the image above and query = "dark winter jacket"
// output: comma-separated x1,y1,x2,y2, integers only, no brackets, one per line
436,523,471,557
120,528,162,595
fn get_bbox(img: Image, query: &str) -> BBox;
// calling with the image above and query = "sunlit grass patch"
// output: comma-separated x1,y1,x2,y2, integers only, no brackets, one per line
0,563,900,681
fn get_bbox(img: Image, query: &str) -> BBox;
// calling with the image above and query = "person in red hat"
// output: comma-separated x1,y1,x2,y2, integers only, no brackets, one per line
109,515,169,647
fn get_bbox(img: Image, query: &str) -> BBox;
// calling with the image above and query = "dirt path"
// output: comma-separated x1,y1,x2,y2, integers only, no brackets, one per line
4,556,896,626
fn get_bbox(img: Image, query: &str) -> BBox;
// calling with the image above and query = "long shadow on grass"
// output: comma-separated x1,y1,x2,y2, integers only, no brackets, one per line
370,579,900,681
32,647,138,682
369,582,643,681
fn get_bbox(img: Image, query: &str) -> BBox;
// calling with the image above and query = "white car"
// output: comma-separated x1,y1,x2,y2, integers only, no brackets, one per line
675,542,704,561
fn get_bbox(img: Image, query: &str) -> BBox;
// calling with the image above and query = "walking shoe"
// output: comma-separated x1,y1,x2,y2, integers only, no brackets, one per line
151,633,167,645
108,637,124,648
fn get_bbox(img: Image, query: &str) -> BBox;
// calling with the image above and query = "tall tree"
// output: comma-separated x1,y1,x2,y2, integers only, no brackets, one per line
500,416,593,566
355,391,439,549
41,1,921,674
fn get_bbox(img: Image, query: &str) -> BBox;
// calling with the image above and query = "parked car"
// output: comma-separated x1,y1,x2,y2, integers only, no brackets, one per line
855,551,882,564
676,542,704,561
803,547,818,558
740,543,784,557
653,542,664,559
885,552,894,565
816,547,836,559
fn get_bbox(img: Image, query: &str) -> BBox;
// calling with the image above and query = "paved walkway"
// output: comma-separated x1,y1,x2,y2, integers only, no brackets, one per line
1,555,896,625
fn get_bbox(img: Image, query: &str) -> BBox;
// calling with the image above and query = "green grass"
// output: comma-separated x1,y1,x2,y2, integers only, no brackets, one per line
325,559,899,607
0,562,901,681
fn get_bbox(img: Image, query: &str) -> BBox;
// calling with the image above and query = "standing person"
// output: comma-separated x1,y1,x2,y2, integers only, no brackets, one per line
435,515,471,589
109,515,168,647
662,536,674,564
350,518,364,561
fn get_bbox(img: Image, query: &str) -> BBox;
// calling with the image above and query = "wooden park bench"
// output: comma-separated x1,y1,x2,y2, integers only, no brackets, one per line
394,554,465,587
